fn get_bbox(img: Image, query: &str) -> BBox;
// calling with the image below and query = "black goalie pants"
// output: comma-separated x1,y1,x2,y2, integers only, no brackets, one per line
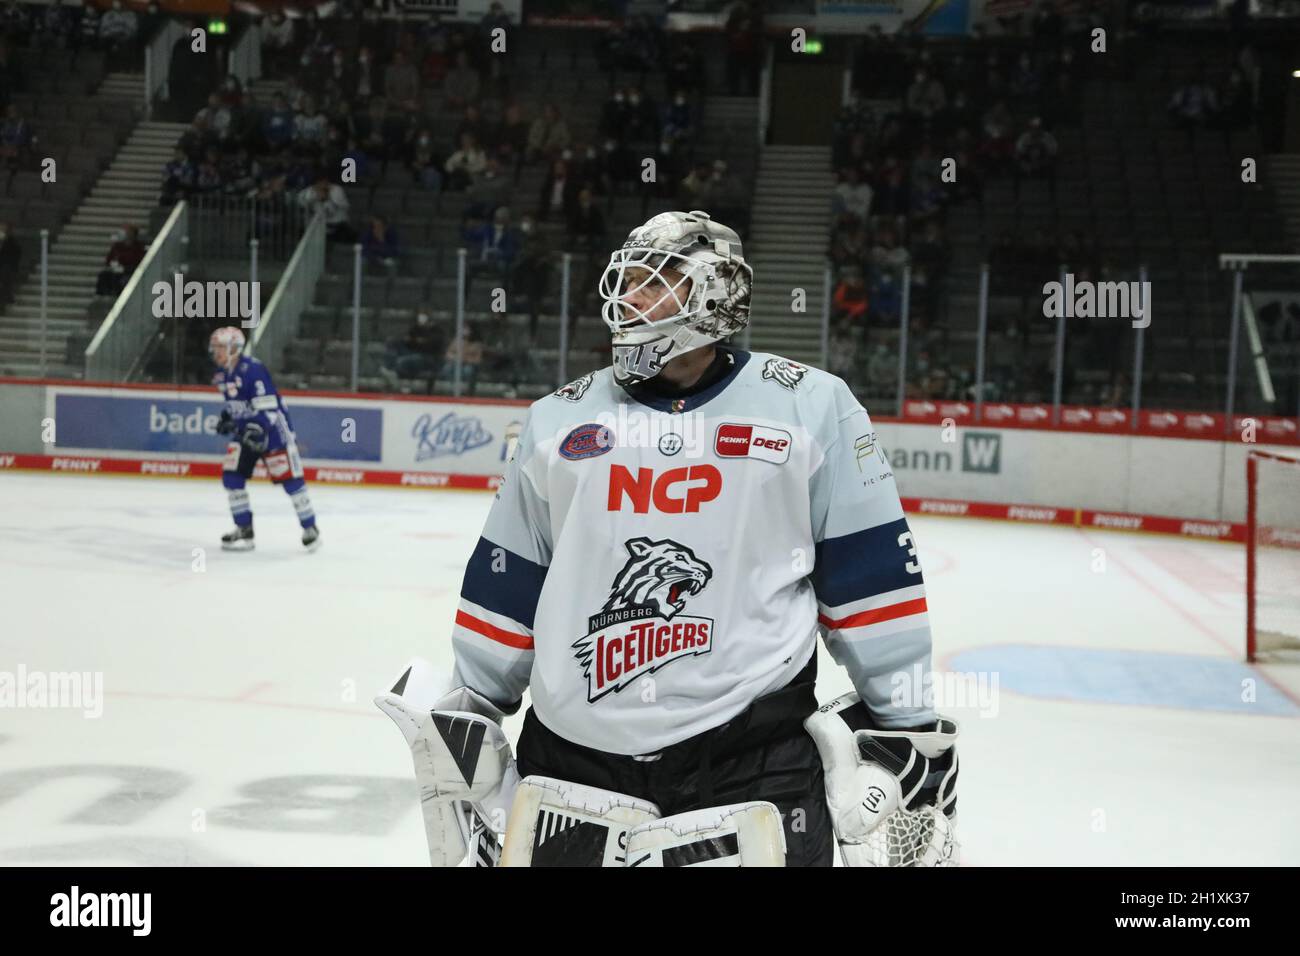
515,653,834,867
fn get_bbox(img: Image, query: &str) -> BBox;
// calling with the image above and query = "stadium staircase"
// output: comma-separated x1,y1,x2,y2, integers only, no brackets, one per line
745,144,833,365
0,71,182,379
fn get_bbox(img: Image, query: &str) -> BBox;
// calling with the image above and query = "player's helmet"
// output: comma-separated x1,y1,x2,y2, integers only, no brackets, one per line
598,210,752,385
209,326,246,370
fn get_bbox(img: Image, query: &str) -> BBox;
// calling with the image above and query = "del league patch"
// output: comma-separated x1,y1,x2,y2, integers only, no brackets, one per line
714,423,792,464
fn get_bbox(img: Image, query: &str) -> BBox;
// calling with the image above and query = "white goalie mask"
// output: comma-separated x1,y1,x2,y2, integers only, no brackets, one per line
598,210,753,385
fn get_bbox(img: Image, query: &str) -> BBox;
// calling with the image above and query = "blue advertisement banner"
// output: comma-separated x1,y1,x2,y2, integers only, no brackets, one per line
51,393,384,462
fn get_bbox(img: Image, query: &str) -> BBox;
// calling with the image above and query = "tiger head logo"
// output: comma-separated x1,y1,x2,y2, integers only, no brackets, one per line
555,372,596,402
761,358,807,391
602,537,712,620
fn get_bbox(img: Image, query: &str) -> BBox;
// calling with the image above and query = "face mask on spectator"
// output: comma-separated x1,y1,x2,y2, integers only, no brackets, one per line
613,93,624,104
561,149,573,161
417,313,430,325
629,94,641,105
520,221,533,234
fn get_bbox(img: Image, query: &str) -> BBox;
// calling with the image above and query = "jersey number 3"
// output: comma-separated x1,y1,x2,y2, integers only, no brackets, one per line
898,531,921,575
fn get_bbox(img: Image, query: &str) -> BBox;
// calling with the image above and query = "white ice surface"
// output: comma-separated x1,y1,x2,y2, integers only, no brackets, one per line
0,472,1297,866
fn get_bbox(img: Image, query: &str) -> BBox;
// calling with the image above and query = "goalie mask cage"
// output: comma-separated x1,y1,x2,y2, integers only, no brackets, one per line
1246,450,1300,662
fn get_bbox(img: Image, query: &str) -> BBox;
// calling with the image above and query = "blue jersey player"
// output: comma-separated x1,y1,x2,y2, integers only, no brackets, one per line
209,327,321,551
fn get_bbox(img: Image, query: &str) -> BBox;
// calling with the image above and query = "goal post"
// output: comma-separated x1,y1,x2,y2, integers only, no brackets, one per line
1246,450,1300,662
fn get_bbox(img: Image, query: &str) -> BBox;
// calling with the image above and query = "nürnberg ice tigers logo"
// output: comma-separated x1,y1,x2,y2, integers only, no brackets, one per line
761,357,807,391
555,372,595,402
573,537,716,702
602,537,712,620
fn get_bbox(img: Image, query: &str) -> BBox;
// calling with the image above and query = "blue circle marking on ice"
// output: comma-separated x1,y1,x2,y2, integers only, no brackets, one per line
945,645,1300,717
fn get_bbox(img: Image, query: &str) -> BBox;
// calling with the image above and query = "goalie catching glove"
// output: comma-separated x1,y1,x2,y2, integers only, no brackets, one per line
804,692,959,867
375,658,519,867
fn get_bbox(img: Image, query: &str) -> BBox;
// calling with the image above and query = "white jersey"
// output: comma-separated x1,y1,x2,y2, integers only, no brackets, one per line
450,349,936,755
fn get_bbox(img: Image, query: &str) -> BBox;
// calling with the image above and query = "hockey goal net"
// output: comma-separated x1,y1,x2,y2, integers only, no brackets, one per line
1247,451,1300,662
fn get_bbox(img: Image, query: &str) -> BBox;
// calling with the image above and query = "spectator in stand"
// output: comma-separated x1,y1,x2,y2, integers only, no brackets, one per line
293,97,330,156
385,309,444,385
217,74,244,110
361,214,401,273
194,151,223,194
872,155,909,218
601,137,634,195
408,128,442,191
38,1,79,51
441,323,484,394
494,101,529,165
322,47,359,104
832,270,869,328
511,214,550,340
666,39,704,96
1007,50,1041,107
662,91,695,149
0,103,34,175
465,155,510,220
0,219,20,305
680,160,712,208
1168,66,1219,136
905,68,947,125
833,166,873,223
1042,47,1081,128
98,0,138,72
196,94,232,143
261,10,296,78
480,56,511,111
95,225,147,296
978,98,1016,176
700,159,746,230
443,50,482,111
624,87,660,147
77,0,100,51
299,175,355,243
353,46,378,101
1013,116,1058,198
537,157,578,223
262,94,295,152
385,49,421,110
870,224,910,274
455,104,484,148
480,1,512,47
527,104,571,166
1215,68,1253,137
567,187,606,252
570,143,609,197
599,89,631,144
724,2,762,96
865,342,895,393
445,131,488,192
829,215,869,271
828,321,861,387
160,147,196,204
462,205,521,289
341,136,370,183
